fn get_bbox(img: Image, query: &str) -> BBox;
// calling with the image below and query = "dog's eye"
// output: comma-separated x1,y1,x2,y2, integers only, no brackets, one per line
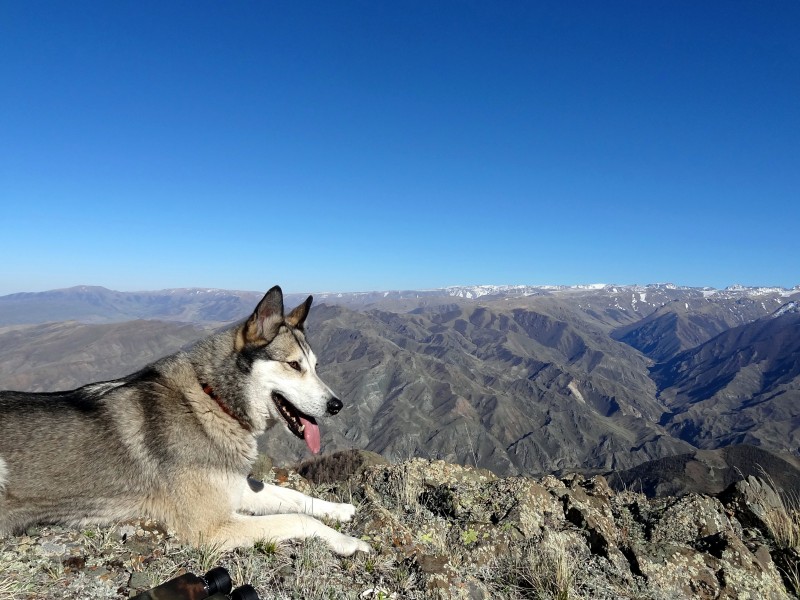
288,361,301,372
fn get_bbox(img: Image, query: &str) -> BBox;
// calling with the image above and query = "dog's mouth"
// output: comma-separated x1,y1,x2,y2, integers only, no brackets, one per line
272,392,321,454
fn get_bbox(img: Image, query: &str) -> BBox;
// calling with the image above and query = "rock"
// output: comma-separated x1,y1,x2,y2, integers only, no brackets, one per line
628,541,722,598
625,500,791,599
297,449,390,484
719,475,786,532
558,476,618,557
39,541,66,556
62,555,86,571
416,552,448,575
0,460,794,599
649,495,731,544
127,571,152,592
249,453,273,481
355,460,793,597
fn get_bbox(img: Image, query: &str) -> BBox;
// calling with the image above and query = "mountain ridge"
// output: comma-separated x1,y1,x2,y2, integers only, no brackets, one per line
1,282,798,498
2,283,797,326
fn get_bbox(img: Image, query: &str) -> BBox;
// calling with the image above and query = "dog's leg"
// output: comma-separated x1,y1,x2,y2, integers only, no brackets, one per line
237,480,357,522
209,513,371,556
170,476,371,557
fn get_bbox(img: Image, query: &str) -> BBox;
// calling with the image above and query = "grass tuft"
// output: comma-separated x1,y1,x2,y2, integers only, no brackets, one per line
488,531,578,599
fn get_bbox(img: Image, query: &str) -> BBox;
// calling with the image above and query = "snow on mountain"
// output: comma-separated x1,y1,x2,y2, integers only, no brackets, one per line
722,285,792,296
772,301,799,318
444,285,542,299
441,283,798,301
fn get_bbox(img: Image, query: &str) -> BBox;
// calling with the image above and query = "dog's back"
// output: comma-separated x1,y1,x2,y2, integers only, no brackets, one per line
0,382,153,534
0,348,263,537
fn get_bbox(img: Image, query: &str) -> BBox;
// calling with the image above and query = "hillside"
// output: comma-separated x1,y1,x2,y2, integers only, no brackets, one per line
286,301,690,477
653,312,800,451
607,445,800,497
0,321,208,392
611,295,785,362
0,286,266,325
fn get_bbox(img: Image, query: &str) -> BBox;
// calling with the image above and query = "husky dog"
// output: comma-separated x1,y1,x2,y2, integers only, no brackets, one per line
0,286,370,556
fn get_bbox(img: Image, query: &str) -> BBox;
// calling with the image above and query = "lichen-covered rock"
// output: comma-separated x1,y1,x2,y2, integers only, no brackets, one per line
1,457,795,599
351,459,794,598
713,532,790,599
649,495,732,544
719,475,786,532
629,541,721,598
560,480,618,555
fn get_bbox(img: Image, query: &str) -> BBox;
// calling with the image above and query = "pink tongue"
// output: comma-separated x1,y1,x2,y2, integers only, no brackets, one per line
300,416,321,454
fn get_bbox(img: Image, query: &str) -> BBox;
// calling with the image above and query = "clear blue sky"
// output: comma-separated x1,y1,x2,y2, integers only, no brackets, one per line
1,1,798,295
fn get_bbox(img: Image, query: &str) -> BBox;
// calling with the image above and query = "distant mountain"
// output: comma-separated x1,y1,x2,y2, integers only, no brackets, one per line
2,282,797,326
610,295,785,362
0,320,207,391
1,282,798,495
652,311,800,452
0,286,266,325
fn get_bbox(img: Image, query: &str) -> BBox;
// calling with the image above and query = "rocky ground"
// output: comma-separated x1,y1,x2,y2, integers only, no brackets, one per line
1,452,798,599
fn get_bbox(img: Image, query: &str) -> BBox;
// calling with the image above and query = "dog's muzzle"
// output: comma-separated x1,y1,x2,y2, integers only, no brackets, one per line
326,397,343,415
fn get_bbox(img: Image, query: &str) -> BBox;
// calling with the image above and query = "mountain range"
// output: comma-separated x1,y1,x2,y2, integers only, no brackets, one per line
1,283,798,494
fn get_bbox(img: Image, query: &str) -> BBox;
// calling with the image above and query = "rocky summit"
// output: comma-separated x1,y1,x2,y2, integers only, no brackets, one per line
2,453,798,599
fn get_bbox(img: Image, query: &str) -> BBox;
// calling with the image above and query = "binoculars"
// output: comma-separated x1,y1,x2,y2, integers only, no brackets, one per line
131,566,259,600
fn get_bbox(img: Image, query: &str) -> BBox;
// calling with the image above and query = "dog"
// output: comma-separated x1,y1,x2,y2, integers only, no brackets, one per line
0,286,370,556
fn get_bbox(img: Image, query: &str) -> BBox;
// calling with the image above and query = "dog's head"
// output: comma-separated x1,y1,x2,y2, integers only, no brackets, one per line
236,286,341,454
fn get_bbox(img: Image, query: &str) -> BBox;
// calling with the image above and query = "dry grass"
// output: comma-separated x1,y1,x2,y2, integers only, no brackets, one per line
488,531,578,599
783,560,800,600
753,471,800,597
761,490,800,551
0,578,32,600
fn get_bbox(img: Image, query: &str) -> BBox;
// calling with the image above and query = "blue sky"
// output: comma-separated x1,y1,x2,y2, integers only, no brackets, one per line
1,1,798,295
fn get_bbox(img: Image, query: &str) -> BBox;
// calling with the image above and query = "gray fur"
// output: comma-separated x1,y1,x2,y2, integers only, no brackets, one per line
0,457,7,493
0,286,370,556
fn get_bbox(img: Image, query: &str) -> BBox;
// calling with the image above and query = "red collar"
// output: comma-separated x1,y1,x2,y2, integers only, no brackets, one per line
202,383,252,432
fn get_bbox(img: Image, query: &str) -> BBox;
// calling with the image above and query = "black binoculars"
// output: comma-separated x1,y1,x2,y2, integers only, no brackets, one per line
131,566,259,600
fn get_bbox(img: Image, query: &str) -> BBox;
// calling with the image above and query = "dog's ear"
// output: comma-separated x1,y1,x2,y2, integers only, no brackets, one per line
286,295,313,330
243,285,284,344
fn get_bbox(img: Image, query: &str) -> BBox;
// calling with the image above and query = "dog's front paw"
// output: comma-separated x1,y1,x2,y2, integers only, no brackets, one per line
327,502,357,522
330,533,371,556
317,502,356,522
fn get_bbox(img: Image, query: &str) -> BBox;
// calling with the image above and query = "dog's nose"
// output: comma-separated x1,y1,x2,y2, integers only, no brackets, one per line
326,397,343,415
